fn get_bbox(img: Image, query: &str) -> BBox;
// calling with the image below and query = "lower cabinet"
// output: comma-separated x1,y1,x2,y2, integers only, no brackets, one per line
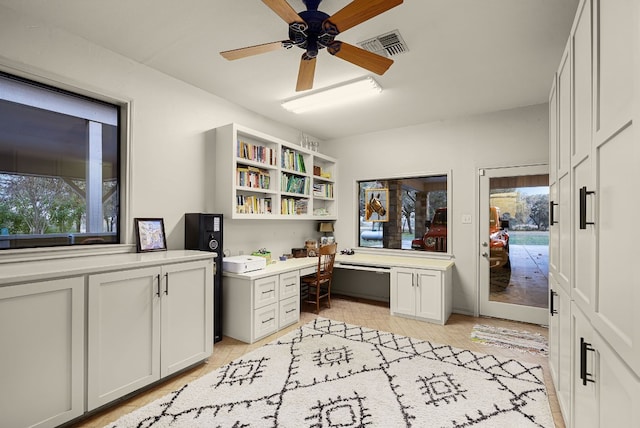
223,270,300,343
390,267,452,324
87,259,213,410
0,277,85,428
571,302,640,428
548,278,572,425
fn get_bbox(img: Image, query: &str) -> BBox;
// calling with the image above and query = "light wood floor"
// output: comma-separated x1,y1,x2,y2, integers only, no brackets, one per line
70,296,564,428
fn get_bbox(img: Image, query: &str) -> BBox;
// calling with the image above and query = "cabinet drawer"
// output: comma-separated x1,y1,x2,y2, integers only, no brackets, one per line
299,266,316,277
253,276,278,309
254,304,278,340
279,271,300,300
279,296,299,328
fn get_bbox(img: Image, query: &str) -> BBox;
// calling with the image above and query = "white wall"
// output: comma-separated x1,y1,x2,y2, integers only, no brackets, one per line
0,5,317,256
323,104,549,315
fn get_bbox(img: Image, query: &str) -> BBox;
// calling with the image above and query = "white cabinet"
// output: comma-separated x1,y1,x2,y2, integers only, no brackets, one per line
549,278,572,425
390,267,451,325
210,123,337,220
571,302,640,428
549,0,640,426
0,277,85,428
223,270,300,343
87,259,213,410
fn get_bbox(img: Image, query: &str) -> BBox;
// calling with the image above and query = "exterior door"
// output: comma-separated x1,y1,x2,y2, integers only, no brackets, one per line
479,165,549,325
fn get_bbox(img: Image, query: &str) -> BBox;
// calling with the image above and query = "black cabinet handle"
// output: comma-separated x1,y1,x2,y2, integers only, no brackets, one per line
164,272,169,295
580,337,596,386
579,186,595,229
550,289,558,316
156,274,161,297
550,201,559,225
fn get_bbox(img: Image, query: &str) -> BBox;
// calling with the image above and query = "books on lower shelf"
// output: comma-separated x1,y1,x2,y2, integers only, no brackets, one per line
236,195,272,214
313,182,334,198
281,173,309,195
281,198,308,215
236,165,271,189
237,139,277,165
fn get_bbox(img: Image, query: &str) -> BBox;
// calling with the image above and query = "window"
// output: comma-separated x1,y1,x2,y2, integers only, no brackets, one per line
358,174,449,252
0,73,120,250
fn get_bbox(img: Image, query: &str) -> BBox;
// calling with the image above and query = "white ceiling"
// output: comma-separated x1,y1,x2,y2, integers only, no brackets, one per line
0,0,579,140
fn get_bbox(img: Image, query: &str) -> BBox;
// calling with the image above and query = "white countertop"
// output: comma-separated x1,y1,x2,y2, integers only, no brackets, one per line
222,252,454,280
0,250,215,286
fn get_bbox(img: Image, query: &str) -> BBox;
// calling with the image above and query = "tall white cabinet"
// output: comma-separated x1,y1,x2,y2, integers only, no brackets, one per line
548,0,640,426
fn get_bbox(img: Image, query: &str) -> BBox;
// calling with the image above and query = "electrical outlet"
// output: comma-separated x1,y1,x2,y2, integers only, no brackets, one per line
461,214,472,224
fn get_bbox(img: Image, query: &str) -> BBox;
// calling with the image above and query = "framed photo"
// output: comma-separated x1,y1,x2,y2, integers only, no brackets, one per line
364,188,389,222
134,218,167,252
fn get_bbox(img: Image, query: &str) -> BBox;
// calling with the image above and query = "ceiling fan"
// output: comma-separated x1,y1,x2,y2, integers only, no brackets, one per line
220,0,403,92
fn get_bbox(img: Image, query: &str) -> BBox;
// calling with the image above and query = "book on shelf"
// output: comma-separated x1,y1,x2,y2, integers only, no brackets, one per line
236,165,271,189
281,174,309,195
312,182,333,198
280,197,308,215
237,139,277,165
281,148,306,173
236,195,272,214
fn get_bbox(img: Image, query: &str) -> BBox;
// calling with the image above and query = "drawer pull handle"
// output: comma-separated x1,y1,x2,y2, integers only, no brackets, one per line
549,290,558,316
262,289,274,295
261,317,275,324
550,200,559,225
286,309,296,314
580,337,596,386
579,186,595,229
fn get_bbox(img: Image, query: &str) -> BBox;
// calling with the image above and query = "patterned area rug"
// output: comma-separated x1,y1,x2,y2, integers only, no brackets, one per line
107,318,553,427
471,324,549,356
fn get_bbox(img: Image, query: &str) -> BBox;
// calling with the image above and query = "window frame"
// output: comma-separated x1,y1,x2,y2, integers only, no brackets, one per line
354,170,453,257
0,67,132,260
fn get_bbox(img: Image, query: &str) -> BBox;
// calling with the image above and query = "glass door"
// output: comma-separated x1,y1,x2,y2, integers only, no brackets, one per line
479,165,549,325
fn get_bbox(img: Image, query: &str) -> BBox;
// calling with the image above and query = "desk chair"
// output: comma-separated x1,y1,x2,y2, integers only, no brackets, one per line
301,243,337,314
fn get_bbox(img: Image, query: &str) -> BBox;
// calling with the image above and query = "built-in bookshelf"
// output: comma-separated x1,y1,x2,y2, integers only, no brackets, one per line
211,123,337,220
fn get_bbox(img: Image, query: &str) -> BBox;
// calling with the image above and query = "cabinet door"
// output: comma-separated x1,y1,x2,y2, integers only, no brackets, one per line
549,281,572,425
161,260,214,377
571,302,597,428
0,277,84,428
390,268,416,317
254,275,278,309
590,0,640,377
87,267,161,410
415,270,442,322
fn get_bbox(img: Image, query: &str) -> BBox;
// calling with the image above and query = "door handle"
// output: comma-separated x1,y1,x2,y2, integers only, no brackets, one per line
579,186,595,229
549,290,558,316
550,200,558,225
580,337,596,386
481,252,489,258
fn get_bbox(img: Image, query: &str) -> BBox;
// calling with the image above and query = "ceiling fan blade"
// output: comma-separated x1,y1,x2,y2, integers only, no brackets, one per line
262,0,304,24
220,41,288,60
325,0,403,34
296,54,317,92
327,41,393,75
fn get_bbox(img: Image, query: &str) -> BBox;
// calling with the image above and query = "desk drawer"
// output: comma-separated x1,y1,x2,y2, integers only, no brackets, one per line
254,275,278,309
279,296,299,328
254,303,278,340
299,266,316,277
279,271,300,300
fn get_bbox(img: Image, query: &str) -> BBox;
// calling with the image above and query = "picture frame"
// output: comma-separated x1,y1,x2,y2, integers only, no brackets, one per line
364,188,389,222
134,218,167,252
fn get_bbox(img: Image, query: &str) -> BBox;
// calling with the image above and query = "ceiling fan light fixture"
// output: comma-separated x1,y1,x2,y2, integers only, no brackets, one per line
281,76,382,114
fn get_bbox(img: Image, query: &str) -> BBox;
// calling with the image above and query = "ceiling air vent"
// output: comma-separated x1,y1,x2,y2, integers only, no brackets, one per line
358,30,408,58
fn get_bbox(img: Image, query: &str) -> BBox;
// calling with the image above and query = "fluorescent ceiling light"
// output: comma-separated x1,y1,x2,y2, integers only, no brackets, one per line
281,76,382,114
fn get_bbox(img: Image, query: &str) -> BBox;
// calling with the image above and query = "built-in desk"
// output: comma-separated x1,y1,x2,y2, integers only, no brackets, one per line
222,253,454,343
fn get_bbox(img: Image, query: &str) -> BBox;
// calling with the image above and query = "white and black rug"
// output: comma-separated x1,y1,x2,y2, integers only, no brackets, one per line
107,318,554,427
